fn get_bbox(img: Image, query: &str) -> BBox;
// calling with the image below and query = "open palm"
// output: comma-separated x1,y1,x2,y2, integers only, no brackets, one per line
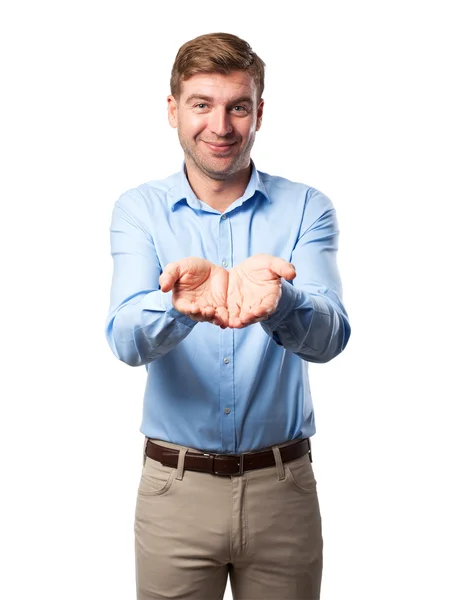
227,254,296,329
160,257,229,327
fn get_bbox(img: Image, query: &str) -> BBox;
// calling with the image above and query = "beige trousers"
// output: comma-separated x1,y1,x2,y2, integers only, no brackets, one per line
135,437,323,600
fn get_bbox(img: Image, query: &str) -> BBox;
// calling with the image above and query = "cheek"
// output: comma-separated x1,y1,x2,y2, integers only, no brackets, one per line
240,121,257,139
182,115,207,136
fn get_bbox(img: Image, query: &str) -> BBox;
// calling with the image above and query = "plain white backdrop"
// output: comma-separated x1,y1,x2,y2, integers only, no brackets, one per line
1,1,448,598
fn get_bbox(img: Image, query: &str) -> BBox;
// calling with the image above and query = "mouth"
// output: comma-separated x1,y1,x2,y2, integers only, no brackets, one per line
202,141,236,153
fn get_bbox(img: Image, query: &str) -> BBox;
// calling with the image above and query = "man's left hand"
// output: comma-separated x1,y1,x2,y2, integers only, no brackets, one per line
227,254,296,329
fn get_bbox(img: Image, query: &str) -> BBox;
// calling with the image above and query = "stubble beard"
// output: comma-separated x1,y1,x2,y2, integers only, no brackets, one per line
178,131,255,182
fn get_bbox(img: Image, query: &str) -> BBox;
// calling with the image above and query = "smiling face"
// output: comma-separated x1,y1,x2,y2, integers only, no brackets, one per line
167,71,264,182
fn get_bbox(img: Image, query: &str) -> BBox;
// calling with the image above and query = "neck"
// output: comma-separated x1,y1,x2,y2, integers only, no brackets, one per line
184,161,252,213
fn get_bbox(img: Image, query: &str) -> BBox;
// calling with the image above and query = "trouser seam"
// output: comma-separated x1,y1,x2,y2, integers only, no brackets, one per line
243,476,250,556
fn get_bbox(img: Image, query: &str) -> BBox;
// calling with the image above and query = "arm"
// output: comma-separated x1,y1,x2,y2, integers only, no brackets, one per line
105,193,197,367
260,190,351,363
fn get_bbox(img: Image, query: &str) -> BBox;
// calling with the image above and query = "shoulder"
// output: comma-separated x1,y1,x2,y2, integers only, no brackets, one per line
257,169,334,212
113,171,183,228
116,171,180,210
110,171,181,234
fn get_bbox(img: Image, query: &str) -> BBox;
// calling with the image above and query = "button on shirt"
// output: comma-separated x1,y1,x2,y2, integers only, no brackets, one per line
105,163,351,453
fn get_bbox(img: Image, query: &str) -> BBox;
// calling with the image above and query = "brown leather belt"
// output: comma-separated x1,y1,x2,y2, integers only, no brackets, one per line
145,437,312,476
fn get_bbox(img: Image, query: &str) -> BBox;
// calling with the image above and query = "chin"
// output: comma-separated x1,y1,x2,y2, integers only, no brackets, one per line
202,167,234,181
207,155,248,173
197,157,234,176
211,163,243,177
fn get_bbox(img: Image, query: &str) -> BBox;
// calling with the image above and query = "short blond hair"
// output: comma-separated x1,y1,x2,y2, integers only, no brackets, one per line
170,32,265,100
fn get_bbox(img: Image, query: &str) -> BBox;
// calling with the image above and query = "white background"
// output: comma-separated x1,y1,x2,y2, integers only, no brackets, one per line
1,1,448,598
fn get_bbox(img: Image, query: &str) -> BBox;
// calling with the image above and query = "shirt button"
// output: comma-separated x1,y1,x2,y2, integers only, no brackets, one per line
224,407,231,414
223,357,230,364
221,214,227,220
222,259,228,267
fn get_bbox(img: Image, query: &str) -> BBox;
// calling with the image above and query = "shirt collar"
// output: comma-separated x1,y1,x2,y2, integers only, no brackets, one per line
167,160,271,212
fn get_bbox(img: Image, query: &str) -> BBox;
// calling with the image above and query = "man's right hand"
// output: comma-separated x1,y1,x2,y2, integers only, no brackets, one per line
159,257,229,328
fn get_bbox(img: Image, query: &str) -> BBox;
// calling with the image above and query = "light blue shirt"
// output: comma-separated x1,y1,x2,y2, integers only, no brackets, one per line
106,163,351,453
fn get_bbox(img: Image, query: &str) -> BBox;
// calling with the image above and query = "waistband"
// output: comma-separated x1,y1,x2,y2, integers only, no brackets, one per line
145,437,312,476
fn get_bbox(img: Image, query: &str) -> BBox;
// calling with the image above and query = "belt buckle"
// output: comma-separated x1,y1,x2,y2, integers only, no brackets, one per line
208,453,244,476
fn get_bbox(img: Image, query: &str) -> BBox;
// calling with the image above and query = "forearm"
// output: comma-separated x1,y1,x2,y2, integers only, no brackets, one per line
105,195,198,367
261,280,350,363
106,290,196,366
260,191,351,362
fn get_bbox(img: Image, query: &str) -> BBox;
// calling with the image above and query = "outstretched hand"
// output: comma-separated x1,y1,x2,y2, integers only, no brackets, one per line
159,257,229,328
159,254,296,329
227,254,296,328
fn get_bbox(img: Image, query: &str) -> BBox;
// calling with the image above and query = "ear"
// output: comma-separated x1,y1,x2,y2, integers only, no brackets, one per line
256,99,264,131
167,95,178,128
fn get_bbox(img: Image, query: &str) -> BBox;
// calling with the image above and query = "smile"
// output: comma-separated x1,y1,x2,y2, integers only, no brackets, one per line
202,141,236,152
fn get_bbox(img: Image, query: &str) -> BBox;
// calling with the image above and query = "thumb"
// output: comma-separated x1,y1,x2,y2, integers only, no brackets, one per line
159,262,181,292
270,257,296,280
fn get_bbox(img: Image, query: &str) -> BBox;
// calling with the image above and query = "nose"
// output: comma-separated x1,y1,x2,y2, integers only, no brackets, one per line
209,107,233,137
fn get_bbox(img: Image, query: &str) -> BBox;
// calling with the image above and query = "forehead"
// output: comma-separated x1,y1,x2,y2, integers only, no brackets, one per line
180,71,258,102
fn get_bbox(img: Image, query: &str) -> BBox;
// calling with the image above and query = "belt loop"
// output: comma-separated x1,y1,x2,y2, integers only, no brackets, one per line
176,447,188,481
308,438,313,463
272,445,286,481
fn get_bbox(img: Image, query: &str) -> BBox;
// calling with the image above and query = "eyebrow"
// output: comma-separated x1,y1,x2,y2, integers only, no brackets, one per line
184,94,254,106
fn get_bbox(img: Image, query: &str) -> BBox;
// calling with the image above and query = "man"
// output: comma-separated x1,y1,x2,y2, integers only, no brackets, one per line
106,32,351,600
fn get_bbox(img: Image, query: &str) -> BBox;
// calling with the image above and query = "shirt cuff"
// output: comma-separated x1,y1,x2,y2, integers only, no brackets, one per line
143,290,198,328
160,291,198,328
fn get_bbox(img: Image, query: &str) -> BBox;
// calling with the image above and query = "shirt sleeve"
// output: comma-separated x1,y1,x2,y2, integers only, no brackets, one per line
105,191,197,366
260,189,351,363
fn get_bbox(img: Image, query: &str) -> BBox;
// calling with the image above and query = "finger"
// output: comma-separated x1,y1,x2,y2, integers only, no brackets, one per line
189,303,202,315
238,301,265,321
211,316,225,328
239,313,260,325
239,311,264,326
227,286,242,326
190,306,219,324
269,257,296,280
227,311,241,329
159,262,181,292
201,305,216,319
214,306,229,329
173,298,200,317
227,295,241,319
228,317,244,329
228,306,244,327
239,315,267,328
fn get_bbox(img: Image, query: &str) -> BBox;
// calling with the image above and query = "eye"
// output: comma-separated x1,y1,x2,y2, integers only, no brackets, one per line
232,105,249,114
193,103,209,111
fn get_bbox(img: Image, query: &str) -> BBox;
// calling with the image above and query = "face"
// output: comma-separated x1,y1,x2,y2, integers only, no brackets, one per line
167,71,264,181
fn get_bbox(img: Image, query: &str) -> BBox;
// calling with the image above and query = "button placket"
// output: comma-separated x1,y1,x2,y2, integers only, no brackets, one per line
218,211,235,452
